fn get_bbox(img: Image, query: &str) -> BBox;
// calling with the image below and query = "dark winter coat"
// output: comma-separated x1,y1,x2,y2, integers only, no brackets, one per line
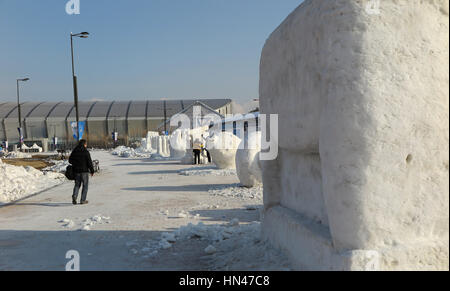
69,146,95,174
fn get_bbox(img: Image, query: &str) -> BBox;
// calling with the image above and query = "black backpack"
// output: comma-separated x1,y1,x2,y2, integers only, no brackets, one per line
65,165,75,180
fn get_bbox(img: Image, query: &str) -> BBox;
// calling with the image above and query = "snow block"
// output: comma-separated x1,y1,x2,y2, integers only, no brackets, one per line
260,0,449,270
235,131,262,187
207,132,241,169
169,129,189,159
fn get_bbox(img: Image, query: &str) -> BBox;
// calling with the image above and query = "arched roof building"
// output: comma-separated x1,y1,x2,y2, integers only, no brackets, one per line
0,99,232,148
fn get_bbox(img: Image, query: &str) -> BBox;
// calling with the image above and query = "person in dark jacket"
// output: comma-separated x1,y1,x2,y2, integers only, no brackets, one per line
69,139,94,205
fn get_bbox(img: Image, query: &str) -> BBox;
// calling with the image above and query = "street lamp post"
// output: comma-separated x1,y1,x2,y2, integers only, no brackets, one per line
16,78,30,151
70,31,89,141
114,116,118,148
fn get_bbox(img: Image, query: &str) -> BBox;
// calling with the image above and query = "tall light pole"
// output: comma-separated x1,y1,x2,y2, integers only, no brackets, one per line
113,116,117,148
16,77,30,151
70,31,89,141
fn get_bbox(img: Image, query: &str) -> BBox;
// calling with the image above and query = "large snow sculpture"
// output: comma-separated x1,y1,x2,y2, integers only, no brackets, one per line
169,129,189,159
235,131,262,187
206,132,241,169
260,0,449,271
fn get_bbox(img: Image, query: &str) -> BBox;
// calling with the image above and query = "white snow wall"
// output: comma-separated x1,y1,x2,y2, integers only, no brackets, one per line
260,0,449,271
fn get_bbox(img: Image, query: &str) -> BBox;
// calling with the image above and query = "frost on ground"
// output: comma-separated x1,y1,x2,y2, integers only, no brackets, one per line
129,220,291,271
179,166,237,177
111,146,154,158
0,159,65,204
208,184,263,201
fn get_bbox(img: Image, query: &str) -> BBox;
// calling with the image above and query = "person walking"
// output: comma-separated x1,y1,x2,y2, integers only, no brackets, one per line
69,139,94,205
193,139,202,165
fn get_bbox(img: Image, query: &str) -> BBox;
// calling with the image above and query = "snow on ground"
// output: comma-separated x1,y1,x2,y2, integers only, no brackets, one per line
0,159,65,204
208,184,263,201
149,154,178,161
57,215,112,230
127,220,291,271
43,160,70,173
79,214,111,231
179,166,237,177
111,146,154,158
3,151,33,159
207,222,291,271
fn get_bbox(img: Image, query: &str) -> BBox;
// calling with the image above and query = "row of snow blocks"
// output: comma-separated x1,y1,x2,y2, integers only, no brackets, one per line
259,0,449,270
158,136,170,157
142,131,159,151
147,135,170,157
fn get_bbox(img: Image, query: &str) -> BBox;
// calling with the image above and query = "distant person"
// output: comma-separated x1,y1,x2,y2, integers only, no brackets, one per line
200,134,211,163
193,139,202,165
69,139,94,205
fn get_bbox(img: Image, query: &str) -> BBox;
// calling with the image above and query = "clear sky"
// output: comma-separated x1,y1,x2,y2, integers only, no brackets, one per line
0,0,302,104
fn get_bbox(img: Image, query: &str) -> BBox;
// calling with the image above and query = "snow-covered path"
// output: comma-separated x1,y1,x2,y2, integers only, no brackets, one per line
0,151,267,271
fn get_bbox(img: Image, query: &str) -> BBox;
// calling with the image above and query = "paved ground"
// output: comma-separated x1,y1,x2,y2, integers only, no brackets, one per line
0,151,261,271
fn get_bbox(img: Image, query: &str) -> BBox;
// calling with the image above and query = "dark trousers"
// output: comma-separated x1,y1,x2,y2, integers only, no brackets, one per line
73,173,89,202
193,149,201,164
205,149,211,163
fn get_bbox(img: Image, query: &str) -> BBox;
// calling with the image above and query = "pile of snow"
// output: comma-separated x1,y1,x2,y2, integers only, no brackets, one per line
0,159,65,204
179,166,237,177
43,160,70,173
208,184,263,201
4,151,32,159
111,146,153,158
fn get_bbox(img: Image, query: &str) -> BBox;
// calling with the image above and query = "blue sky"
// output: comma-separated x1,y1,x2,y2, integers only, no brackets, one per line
0,0,302,104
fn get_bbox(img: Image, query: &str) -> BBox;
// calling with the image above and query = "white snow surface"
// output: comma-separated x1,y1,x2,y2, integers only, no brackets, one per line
0,159,66,204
